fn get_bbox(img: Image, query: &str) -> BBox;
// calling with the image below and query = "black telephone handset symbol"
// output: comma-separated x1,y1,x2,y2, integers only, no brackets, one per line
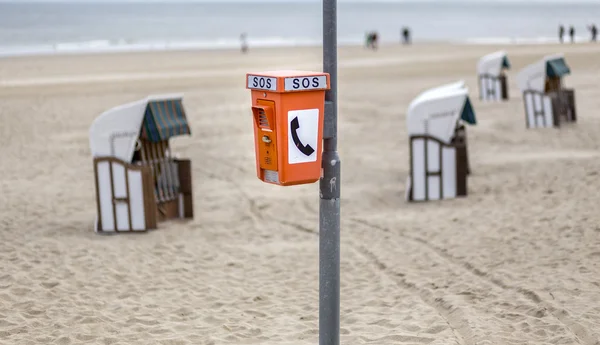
290,116,315,156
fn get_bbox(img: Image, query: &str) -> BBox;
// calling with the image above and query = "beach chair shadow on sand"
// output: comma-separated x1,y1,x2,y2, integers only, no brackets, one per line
405,81,477,202
89,94,194,234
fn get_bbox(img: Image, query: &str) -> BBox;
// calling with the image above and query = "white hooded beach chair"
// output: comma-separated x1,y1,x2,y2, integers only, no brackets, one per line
477,51,511,101
517,54,576,128
405,81,477,202
89,94,194,234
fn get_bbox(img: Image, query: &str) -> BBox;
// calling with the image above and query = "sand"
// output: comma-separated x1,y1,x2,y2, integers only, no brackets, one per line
0,42,599,345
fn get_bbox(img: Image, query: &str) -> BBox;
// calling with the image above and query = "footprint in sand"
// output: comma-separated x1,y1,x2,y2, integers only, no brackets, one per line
41,281,60,289
244,309,267,318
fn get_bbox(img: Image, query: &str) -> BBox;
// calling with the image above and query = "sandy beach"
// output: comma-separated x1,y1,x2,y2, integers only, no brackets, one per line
1,42,600,345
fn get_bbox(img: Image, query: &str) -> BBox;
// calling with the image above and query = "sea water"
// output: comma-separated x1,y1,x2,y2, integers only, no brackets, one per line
0,0,598,57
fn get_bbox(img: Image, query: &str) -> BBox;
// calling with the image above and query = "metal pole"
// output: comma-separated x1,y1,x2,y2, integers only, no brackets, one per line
320,1,340,345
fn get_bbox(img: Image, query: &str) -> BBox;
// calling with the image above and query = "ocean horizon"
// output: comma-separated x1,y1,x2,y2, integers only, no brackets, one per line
0,0,598,57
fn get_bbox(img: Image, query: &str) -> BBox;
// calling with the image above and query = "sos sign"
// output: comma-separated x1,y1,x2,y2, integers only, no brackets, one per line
247,74,328,92
284,76,327,91
247,75,277,91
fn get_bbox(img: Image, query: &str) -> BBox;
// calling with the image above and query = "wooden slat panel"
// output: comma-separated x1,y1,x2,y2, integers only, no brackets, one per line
142,166,158,230
177,159,194,218
93,159,103,231
108,161,119,232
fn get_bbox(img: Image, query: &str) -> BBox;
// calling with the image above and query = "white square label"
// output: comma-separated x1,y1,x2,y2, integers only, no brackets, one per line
288,109,319,164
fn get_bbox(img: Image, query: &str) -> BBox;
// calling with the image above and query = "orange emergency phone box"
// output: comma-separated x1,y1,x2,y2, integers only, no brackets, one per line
246,70,330,186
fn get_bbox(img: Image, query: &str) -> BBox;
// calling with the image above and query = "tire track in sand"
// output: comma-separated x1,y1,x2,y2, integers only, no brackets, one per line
353,218,597,345
274,218,467,345
353,246,468,345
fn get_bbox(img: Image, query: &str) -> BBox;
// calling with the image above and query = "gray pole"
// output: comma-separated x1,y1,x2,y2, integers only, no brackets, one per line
320,1,340,345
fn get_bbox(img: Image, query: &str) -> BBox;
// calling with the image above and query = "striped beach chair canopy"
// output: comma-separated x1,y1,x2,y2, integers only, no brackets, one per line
142,98,191,143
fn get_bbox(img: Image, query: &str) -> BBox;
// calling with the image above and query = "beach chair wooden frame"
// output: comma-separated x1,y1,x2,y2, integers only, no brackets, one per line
478,73,508,101
407,127,469,202
92,156,193,234
454,123,471,175
522,87,576,128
